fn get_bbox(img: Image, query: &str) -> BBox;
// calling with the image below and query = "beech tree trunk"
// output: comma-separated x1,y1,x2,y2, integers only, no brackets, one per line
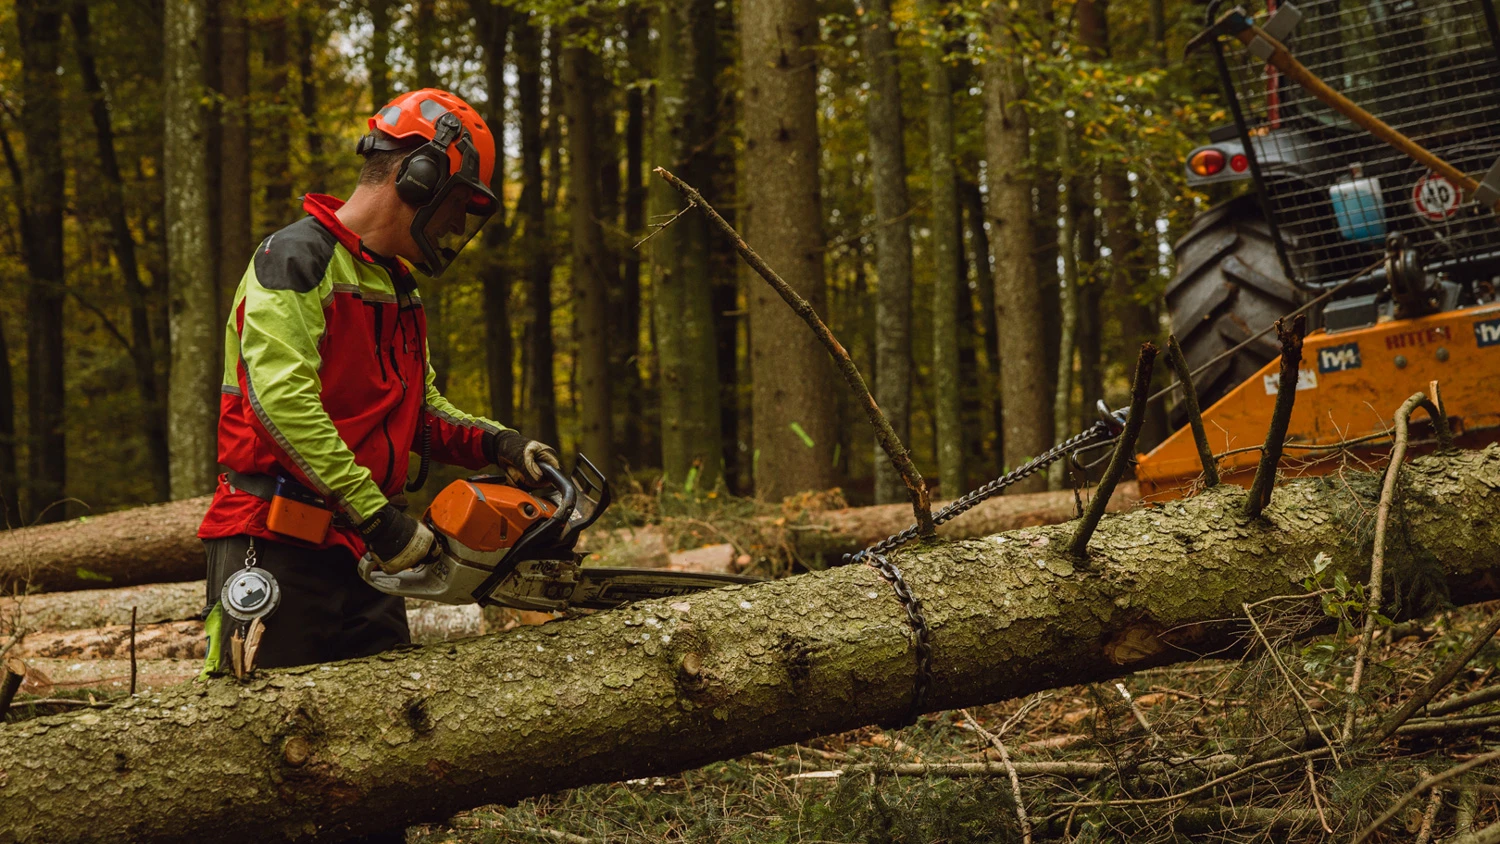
0,484,1141,593
164,0,219,500
514,16,559,449
4,449,1500,842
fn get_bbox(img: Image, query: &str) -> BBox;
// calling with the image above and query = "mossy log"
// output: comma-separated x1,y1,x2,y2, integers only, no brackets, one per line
0,485,1138,593
2,451,1497,843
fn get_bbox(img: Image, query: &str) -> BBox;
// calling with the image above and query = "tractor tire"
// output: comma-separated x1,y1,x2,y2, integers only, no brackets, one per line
1165,194,1308,412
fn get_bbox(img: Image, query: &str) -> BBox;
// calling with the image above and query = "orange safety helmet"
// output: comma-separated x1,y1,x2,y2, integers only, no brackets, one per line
356,88,499,276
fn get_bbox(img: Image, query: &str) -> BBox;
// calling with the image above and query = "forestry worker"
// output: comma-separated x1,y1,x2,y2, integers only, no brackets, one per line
196,88,558,677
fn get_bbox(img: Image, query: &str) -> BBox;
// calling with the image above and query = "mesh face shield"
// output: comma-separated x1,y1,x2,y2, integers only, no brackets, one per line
409,133,497,277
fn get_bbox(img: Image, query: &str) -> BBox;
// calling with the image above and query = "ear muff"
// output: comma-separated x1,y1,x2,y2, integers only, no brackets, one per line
395,150,446,206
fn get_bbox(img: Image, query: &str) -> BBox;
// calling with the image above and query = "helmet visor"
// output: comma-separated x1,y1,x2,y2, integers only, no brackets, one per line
409,135,498,276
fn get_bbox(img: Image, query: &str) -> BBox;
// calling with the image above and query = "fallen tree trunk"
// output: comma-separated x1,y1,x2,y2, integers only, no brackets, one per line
2,451,1494,842
0,485,1138,593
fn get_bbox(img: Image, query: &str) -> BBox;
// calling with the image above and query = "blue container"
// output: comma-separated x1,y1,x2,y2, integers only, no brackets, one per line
1329,176,1387,243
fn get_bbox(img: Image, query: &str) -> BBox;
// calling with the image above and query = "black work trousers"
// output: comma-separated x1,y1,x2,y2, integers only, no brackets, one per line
204,534,409,670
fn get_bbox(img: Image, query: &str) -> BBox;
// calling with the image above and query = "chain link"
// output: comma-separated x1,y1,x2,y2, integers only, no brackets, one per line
243,536,258,569
848,414,1121,726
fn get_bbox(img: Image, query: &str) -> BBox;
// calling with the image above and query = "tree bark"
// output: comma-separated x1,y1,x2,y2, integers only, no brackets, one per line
919,0,963,497
259,16,295,227
860,0,914,506
962,180,1000,475
217,1,252,320
0,320,18,529
0,484,1141,594
563,40,615,470
514,17,559,448
5,448,1500,841
741,0,836,500
17,0,67,524
297,10,325,196
621,7,650,470
164,0,220,501
983,3,1051,492
652,0,724,488
365,0,395,108
69,0,171,504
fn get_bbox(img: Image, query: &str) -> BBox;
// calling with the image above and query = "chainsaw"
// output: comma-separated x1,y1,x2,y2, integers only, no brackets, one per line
358,456,760,610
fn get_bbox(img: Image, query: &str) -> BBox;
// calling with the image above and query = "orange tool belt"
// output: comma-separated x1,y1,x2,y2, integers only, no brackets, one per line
227,470,337,544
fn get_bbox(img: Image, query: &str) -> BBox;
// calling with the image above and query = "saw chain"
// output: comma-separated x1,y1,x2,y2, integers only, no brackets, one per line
846,403,1127,726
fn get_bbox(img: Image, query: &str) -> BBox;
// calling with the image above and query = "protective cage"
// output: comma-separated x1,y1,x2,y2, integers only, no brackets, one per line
1211,0,1500,289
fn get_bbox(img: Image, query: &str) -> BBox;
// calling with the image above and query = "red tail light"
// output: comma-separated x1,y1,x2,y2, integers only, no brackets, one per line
1188,148,1226,177
1230,153,1249,172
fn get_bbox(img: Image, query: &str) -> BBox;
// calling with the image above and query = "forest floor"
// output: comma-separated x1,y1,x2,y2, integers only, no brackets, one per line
408,597,1500,844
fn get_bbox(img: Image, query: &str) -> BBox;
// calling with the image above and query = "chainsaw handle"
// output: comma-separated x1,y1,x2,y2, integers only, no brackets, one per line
537,462,577,526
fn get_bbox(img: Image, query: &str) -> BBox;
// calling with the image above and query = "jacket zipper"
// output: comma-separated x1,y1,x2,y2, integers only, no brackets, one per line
372,305,387,382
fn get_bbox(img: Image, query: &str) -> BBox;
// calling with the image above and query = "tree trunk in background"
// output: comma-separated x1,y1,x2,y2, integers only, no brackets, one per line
366,0,395,108
409,0,452,395
7,450,1500,841
652,0,724,489
741,0,835,500
983,3,1050,492
918,0,963,497
963,181,1001,475
17,0,67,524
860,0,914,506
164,0,219,500
545,29,564,213
413,0,435,88
69,0,171,503
260,17,294,228
480,3,514,425
1076,0,1166,450
298,11,325,195
218,0,252,301
1075,167,1103,428
618,9,649,472
1050,128,1080,488
515,19,559,449
564,42,615,471
0,321,18,529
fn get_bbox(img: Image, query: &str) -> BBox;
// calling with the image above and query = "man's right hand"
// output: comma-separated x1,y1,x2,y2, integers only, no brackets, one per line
357,503,439,574
485,430,561,486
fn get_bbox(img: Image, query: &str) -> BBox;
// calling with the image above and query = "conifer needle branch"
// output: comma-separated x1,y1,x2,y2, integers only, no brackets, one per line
654,166,934,535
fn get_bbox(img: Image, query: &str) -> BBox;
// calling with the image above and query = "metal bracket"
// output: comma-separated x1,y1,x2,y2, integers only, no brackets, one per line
1475,156,1500,208
1262,1,1303,41
1248,36,1276,60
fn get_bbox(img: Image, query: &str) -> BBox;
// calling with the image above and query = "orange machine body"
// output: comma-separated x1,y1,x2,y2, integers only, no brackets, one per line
1137,301,1500,501
425,480,557,553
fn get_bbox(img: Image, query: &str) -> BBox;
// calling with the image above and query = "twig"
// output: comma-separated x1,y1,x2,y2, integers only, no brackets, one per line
788,760,1114,779
654,167,934,535
1397,712,1500,736
1243,602,1342,768
1243,315,1305,518
1055,747,1332,809
1428,682,1500,718
1374,613,1500,743
129,606,137,696
960,708,1033,844
1165,334,1218,487
4,697,112,710
1305,757,1333,834
1068,342,1156,558
1114,683,1163,746
1415,786,1443,844
1351,748,1500,844
1455,819,1500,844
1345,391,1455,743
632,200,694,249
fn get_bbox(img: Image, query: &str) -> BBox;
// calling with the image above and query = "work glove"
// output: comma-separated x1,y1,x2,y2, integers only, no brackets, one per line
485,430,561,486
357,503,439,574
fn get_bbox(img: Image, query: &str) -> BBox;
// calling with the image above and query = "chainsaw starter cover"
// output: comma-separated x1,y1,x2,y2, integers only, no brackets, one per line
427,480,557,553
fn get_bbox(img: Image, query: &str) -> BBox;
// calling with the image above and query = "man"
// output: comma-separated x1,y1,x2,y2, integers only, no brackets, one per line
197,88,558,675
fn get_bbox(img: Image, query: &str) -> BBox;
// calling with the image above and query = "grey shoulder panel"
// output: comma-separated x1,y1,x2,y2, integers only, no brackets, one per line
253,216,339,293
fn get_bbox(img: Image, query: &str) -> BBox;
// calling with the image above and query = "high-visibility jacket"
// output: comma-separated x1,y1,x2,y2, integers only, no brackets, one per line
197,193,506,560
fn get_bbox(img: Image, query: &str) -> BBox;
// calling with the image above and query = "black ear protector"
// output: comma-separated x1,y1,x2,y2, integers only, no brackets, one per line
393,113,464,207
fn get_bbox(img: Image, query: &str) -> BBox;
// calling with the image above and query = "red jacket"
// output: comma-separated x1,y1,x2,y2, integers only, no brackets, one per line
198,194,505,559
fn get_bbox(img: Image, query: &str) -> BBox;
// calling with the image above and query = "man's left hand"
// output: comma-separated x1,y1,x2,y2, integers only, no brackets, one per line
485,430,561,486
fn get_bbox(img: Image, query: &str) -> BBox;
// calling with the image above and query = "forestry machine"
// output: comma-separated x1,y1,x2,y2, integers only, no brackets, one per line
359,457,758,609
1135,0,1500,499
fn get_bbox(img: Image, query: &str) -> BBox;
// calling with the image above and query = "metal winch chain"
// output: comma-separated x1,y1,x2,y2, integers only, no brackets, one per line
847,409,1125,726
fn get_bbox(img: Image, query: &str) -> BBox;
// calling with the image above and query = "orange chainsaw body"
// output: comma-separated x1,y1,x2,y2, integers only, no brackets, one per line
425,480,557,553
1137,302,1500,501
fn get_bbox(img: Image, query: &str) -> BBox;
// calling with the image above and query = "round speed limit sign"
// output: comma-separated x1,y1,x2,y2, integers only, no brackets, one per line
1413,173,1462,221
